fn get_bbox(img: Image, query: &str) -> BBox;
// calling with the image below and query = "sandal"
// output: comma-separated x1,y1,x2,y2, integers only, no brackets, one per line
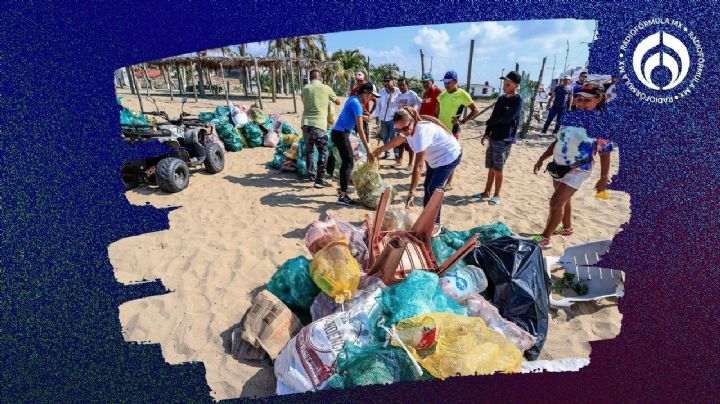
552,226,574,236
471,192,490,201
489,196,502,205
532,235,552,249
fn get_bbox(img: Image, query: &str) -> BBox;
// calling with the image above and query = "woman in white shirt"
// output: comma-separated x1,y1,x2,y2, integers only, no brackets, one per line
372,107,462,224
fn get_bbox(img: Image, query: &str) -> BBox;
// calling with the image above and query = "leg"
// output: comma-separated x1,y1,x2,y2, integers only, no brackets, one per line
541,183,577,238
386,121,399,160
381,121,391,158
553,108,564,134
331,131,353,193
493,170,504,198
562,195,572,229
423,163,435,207
482,141,495,197
491,142,511,198
446,131,460,187
542,107,558,134
314,129,329,182
302,126,317,179
483,169,495,197
425,155,461,223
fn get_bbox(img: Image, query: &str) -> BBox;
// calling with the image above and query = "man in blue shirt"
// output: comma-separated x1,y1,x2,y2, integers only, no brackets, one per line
474,71,523,206
331,82,377,206
541,75,573,135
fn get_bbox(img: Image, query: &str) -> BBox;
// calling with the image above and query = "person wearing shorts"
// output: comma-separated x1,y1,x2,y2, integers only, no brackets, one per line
475,71,523,205
532,83,613,249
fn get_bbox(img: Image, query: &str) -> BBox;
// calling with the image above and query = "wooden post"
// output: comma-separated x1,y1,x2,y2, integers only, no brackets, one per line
176,63,184,95
141,65,151,96
126,66,136,94
220,62,231,111
289,55,297,114
163,66,174,101
131,67,145,115
464,39,475,118
190,65,198,101
420,49,425,76
253,56,263,109
196,60,205,96
243,66,249,96
271,63,277,102
520,56,546,139
279,60,285,95
515,63,520,73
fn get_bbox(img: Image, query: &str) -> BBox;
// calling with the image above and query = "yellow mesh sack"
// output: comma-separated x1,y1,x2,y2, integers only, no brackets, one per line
309,241,361,304
391,312,522,379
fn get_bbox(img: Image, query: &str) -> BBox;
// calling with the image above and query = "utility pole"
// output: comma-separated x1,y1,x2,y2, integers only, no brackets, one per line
429,56,433,74
550,55,557,88
500,68,505,94
563,39,569,75
420,49,425,76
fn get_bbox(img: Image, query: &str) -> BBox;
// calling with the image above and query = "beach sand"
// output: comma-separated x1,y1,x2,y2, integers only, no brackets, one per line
110,90,629,399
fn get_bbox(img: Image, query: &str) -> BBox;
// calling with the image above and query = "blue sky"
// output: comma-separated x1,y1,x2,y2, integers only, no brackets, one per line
242,19,595,89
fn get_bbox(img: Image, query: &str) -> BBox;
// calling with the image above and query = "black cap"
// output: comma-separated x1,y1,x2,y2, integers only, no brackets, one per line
358,82,380,97
383,74,394,82
499,71,521,84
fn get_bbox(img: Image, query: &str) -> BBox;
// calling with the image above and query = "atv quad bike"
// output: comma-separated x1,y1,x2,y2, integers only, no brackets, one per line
120,96,225,193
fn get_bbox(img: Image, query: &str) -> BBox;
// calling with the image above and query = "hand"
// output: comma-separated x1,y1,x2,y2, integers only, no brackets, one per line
452,116,461,126
405,192,415,208
372,147,384,158
375,117,380,125
533,160,543,175
481,135,488,146
595,176,610,192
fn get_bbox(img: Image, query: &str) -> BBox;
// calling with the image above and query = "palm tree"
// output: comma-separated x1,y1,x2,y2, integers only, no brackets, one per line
331,49,367,95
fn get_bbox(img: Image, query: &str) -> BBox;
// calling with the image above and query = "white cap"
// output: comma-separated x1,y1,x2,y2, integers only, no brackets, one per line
563,75,571,80
355,72,365,81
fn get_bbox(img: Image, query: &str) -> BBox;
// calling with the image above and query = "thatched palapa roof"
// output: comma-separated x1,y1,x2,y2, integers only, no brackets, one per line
145,56,338,71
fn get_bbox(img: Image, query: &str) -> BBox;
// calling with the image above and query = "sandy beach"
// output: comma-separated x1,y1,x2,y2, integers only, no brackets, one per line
110,89,629,399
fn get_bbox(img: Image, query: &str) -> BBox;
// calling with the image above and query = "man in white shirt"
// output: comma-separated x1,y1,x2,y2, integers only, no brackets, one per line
374,74,401,160
604,75,618,103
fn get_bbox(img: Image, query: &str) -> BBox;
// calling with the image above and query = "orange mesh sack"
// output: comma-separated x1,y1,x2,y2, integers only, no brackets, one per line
304,217,349,256
309,241,361,304
391,312,522,379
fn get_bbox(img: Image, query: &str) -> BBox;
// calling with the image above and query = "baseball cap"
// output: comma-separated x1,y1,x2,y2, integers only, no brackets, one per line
442,70,458,83
355,72,365,81
358,82,380,97
576,83,604,98
422,72,434,82
500,71,521,84
383,74,394,82
562,75,571,80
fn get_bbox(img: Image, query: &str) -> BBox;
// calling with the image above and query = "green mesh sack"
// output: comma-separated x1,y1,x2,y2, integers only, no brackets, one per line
431,237,466,274
215,105,231,116
198,112,216,122
266,256,320,324
296,137,317,180
351,160,396,209
267,142,291,170
439,222,512,249
378,270,467,332
216,123,244,152
333,342,430,387
281,121,297,135
242,122,264,148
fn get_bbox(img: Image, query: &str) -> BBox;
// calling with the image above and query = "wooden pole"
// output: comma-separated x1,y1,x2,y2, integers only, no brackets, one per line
279,61,285,95
131,67,145,115
243,66,249,96
520,56,546,139
176,63,184,95
271,64,277,102
163,66,174,101
515,63,520,73
253,56,263,109
420,49,425,76
126,66,136,94
190,66,198,101
289,56,297,114
464,39,475,118
220,63,231,111
196,60,205,96
141,65,151,97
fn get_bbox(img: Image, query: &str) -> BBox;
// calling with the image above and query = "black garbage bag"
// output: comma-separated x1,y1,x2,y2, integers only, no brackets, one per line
465,237,550,360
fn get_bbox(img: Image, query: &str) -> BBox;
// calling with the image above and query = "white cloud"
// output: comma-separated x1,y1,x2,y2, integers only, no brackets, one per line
358,46,420,77
245,42,267,56
413,27,454,58
459,22,519,46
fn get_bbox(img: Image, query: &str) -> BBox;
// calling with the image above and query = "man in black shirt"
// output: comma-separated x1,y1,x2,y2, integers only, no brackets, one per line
474,71,523,206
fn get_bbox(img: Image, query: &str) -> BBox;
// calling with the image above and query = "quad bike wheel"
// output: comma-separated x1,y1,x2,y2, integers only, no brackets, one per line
155,157,190,193
204,143,225,174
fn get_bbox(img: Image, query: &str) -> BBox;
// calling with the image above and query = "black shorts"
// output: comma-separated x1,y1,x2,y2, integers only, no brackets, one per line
485,140,512,171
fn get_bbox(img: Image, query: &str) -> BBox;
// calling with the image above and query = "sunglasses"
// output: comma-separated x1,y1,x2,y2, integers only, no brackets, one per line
395,123,413,134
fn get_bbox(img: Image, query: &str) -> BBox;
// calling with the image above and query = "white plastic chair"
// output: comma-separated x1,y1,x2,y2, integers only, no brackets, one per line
545,240,625,309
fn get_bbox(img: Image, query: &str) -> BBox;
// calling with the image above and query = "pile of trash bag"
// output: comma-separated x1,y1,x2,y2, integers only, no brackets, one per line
118,97,149,127
240,211,552,395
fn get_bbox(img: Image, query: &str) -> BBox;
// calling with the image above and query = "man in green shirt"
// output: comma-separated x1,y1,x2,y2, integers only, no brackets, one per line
301,70,342,187
436,70,481,189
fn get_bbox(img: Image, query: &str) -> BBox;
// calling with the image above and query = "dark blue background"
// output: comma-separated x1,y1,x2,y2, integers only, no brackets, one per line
1,1,718,401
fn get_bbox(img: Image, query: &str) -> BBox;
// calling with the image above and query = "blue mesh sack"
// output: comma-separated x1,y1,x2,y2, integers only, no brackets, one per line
216,123,244,152
378,270,466,332
243,122,264,148
266,256,320,324
329,342,431,388
281,121,297,135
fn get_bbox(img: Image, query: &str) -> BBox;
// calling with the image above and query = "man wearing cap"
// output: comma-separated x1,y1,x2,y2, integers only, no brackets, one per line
541,75,573,136
301,69,342,188
394,77,423,169
331,82,377,206
419,72,442,117
437,70,481,189
571,71,588,110
373,74,402,160
473,71,523,206
603,75,618,103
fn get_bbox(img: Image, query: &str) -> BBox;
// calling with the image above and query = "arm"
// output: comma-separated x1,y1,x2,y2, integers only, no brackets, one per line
355,115,372,159
334,98,342,106
486,96,522,127
460,103,480,124
568,93,574,109
595,152,611,191
372,134,406,157
406,150,427,207
547,91,555,110
434,102,440,118
533,140,557,174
